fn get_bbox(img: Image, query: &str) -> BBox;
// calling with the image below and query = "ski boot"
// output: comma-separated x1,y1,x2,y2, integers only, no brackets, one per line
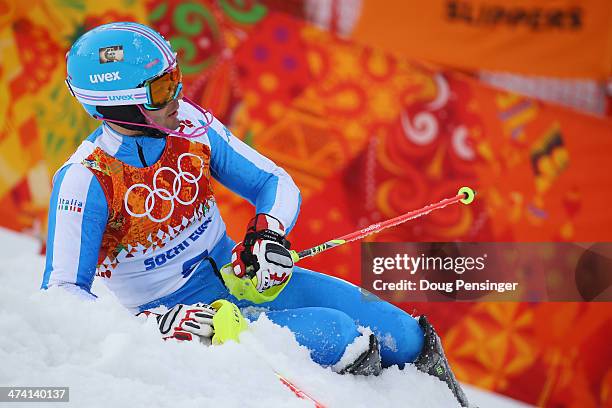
339,333,382,376
414,315,470,407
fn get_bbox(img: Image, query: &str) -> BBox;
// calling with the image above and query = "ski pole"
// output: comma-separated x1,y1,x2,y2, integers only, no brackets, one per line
276,372,326,408
242,339,327,407
290,186,476,263
220,187,475,303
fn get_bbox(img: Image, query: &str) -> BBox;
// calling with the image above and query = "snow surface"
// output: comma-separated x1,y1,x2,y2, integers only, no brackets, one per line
0,228,532,408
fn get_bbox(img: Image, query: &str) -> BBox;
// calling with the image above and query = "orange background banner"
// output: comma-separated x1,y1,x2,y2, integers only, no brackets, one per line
352,0,612,79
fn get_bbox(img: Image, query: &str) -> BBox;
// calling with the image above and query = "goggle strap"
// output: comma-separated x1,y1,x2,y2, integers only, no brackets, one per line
67,81,149,106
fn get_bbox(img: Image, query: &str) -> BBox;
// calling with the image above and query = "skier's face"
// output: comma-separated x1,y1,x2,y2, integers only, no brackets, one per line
144,90,183,131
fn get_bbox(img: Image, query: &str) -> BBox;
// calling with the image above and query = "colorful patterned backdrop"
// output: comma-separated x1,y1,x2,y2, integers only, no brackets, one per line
1,1,611,407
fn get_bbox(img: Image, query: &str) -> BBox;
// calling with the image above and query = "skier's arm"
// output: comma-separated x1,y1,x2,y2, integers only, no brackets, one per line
207,117,301,233
41,164,108,300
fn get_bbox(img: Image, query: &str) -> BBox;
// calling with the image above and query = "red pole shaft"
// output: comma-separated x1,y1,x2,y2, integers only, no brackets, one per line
335,194,464,243
294,191,471,261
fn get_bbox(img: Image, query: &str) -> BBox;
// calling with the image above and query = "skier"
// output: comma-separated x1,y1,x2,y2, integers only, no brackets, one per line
42,22,469,406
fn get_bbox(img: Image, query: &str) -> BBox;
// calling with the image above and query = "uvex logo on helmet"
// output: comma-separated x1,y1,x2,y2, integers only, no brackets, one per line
89,71,121,84
108,95,134,101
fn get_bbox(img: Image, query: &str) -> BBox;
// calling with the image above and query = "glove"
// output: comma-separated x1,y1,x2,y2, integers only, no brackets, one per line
155,303,216,345
231,214,294,293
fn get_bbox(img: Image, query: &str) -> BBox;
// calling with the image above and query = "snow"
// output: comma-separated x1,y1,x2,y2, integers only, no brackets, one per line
331,326,373,372
0,228,532,408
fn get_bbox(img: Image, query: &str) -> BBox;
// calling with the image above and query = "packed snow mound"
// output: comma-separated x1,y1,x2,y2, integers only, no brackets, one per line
0,229,531,408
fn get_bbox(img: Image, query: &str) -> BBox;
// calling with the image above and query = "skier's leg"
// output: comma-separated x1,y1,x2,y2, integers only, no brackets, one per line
201,240,465,402
261,267,469,406
260,307,357,366
258,306,382,375
262,267,424,368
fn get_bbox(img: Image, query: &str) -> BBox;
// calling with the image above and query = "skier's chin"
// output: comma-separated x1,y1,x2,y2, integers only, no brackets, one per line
152,115,180,132
165,116,180,131
145,103,180,131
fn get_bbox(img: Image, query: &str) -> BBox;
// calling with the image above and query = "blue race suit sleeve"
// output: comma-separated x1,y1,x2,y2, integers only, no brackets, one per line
206,117,301,233
42,163,108,299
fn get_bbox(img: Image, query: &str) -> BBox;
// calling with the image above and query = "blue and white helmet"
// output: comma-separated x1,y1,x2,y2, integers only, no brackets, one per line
66,22,177,118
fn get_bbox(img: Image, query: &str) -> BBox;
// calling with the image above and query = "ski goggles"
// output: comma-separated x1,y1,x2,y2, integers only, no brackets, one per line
142,65,183,110
66,64,183,110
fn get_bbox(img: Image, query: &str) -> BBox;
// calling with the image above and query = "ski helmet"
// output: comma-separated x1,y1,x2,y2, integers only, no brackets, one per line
65,22,182,119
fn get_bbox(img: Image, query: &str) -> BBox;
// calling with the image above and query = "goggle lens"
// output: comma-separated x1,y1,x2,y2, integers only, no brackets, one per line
145,65,182,110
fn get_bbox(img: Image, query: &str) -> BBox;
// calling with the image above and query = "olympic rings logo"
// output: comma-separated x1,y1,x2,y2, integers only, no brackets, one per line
124,153,205,223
